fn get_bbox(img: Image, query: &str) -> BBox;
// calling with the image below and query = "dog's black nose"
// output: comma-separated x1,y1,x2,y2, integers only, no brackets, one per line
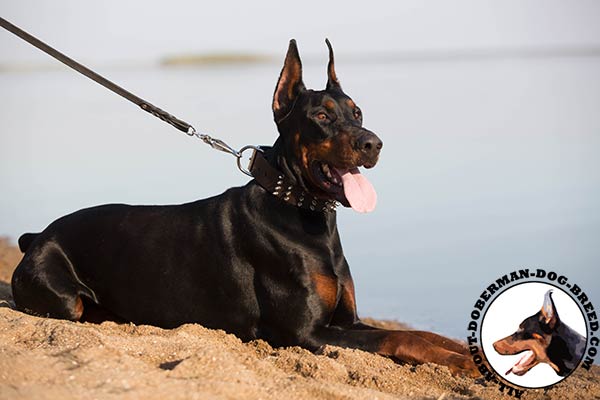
357,133,383,158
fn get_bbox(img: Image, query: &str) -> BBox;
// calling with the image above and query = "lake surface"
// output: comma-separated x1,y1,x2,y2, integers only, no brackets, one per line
1,55,599,338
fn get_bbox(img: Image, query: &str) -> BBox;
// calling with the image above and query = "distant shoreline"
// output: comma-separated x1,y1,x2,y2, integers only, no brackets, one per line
2,45,600,73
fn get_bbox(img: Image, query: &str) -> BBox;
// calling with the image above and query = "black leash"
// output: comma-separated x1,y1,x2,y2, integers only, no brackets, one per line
1,16,262,176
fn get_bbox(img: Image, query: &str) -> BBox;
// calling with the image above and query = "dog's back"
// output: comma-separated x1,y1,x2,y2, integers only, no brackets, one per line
11,186,265,331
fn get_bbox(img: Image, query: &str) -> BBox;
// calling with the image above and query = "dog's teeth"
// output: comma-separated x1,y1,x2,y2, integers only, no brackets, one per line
330,173,341,185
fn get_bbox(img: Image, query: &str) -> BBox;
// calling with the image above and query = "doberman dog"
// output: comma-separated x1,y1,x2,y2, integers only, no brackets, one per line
494,290,586,377
11,39,477,376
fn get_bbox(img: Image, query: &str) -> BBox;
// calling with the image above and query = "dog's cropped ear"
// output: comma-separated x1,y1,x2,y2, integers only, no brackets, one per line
540,290,558,329
273,39,306,123
325,38,341,90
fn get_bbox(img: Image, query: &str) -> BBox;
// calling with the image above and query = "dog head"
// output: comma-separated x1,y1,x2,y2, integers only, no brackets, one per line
493,290,561,376
271,39,382,213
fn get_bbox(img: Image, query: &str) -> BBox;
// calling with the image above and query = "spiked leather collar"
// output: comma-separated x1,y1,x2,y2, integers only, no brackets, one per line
249,147,338,213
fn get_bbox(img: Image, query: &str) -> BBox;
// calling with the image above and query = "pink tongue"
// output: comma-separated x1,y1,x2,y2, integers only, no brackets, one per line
506,350,535,375
336,168,377,213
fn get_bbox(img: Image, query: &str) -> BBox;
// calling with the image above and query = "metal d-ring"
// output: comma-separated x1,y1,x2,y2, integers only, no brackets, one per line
236,145,264,177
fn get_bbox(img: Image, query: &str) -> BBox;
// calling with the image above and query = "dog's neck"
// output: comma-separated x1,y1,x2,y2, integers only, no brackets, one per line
547,322,587,376
254,141,338,213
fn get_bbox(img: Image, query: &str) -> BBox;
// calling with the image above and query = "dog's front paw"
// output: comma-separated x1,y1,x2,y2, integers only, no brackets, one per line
446,353,479,378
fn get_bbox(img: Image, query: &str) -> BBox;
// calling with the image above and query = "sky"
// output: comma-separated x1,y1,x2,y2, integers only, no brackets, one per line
2,1,600,65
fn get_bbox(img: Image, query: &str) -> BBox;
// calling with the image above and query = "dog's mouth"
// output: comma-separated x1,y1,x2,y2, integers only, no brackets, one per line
311,161,377,213
505,350,538,376
494,339,540,376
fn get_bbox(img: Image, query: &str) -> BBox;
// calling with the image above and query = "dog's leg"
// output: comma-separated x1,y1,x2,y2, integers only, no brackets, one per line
349,322,471,356
309,327,478,376
332,279,471,357
12,242,86,321
392,330,470,356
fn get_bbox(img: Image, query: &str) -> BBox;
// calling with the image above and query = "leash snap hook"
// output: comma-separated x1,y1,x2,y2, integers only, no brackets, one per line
194,131,264,178
196,133,239,157
237,145,264,177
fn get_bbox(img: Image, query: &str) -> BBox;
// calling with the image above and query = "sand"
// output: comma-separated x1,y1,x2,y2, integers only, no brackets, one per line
0,237,598,400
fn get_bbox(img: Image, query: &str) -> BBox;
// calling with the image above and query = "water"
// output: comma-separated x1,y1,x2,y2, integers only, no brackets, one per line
1,56,599,338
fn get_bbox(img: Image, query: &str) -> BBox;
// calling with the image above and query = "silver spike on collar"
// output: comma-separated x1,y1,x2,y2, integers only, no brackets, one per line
270,173,339,212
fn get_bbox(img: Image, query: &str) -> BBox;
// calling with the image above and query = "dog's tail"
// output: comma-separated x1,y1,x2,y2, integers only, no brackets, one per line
18,233,40,253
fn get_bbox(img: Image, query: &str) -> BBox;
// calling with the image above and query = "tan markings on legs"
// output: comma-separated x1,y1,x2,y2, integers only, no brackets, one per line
410,331,470,356
340,279,357,315
73,296,84,321
311,272,338,310
379,331,478,376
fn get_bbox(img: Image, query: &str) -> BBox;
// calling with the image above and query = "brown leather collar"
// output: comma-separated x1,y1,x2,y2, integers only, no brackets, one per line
249,148,338,213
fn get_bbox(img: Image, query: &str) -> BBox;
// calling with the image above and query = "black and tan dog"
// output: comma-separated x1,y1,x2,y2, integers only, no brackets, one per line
494,290,586,376
11,39,476,376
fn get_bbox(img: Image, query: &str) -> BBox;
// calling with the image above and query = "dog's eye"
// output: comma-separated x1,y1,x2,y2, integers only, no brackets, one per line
316,112,329,121
353,109,362,120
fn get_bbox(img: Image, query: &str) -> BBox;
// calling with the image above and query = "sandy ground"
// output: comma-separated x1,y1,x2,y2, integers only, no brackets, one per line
0,237,598,400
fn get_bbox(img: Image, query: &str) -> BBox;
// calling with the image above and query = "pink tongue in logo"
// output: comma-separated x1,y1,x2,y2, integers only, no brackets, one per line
335,168,377,213
505,350,535,375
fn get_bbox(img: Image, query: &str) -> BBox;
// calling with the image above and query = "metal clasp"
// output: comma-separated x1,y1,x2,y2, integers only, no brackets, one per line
236,145,264,177
189,127,263,177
